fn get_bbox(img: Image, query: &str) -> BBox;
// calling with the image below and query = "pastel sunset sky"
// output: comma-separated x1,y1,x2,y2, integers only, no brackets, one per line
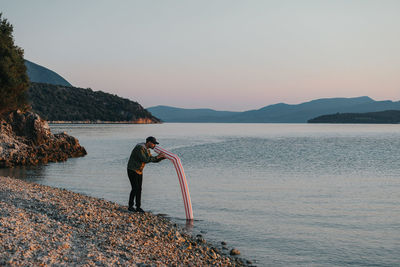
2,0,400,111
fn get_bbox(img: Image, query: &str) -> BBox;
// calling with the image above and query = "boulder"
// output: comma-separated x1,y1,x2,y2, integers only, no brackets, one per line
0,110,86,168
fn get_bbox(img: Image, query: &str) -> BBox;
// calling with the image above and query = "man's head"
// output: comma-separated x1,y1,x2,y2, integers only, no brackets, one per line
145,136,159,149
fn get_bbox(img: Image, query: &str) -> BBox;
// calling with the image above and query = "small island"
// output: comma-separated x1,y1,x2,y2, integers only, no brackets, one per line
308,110,400,124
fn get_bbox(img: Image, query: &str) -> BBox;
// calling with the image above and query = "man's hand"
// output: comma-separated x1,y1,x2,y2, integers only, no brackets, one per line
157,153,166,160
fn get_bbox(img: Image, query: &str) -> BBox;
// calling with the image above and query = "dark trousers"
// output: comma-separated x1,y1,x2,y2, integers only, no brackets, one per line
128,169,143,209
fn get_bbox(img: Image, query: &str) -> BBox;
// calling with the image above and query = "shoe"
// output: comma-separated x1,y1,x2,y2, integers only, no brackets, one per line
128,207,136,212
136,208,145,213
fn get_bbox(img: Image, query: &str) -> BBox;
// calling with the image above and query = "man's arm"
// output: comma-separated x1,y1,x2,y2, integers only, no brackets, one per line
137,146,164,163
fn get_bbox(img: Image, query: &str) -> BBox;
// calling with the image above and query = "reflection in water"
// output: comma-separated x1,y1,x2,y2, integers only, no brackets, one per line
0,165,46,183
185,219,194,232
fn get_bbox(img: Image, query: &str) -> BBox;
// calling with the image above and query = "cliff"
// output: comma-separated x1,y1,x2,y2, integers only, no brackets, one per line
0,110,86,168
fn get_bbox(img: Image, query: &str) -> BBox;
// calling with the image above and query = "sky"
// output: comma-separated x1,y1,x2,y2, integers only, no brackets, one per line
2,0,400,111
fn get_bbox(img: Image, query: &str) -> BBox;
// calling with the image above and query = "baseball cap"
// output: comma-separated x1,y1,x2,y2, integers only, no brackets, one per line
146,136,159,145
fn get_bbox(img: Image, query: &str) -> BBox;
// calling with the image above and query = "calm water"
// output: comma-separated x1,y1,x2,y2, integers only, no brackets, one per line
2,123,400,266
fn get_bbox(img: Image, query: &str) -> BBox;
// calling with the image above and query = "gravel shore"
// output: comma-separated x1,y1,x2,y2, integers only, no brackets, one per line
0,176,247,266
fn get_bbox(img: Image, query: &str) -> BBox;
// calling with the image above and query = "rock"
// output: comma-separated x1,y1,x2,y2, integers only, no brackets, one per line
230,248,241,256
196,235,206,244
175,231,185,242
209,250,217,259
0,110,86,168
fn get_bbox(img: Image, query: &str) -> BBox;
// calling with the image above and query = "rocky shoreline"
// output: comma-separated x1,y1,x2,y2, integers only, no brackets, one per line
0,176,249,266
0,110,86,168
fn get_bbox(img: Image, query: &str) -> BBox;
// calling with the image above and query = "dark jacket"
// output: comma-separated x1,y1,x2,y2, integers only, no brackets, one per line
127,143,162,174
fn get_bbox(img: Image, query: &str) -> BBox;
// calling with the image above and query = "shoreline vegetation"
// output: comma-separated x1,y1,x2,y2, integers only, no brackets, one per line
0,176,248,266
28,82,161,124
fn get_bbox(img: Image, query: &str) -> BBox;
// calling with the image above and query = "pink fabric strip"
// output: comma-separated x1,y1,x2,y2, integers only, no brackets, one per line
154,146,193,220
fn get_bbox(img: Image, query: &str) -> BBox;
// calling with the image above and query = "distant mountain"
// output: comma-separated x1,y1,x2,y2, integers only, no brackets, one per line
308,110,400,124
147,106,239,122
28,82,160,123
25,60,72,86
148,96,400,123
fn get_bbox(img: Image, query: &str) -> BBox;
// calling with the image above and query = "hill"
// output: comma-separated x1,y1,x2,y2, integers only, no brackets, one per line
147,106,239,122
25,60,72,86
28,82,160,123
308,110,400,124
148,97,400,123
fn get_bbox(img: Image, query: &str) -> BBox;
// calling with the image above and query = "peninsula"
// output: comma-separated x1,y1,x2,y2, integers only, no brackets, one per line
308,110,400,124
28,82,160,124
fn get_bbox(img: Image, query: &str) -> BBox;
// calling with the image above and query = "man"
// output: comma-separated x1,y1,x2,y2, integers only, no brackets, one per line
127,136,165,212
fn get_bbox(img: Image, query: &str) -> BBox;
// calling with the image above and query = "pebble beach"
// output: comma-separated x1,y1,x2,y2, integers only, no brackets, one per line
0,176,248,266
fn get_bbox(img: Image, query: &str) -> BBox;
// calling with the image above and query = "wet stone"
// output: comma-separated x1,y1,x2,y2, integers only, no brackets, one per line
230,248,241,256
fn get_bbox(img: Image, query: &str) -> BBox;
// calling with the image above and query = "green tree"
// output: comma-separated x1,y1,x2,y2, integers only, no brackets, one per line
0,13,29,115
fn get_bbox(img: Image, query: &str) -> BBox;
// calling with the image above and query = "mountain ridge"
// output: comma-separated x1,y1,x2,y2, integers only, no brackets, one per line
148,96,400,123
23,60,160,123
28,82,160,123
25,60,72,86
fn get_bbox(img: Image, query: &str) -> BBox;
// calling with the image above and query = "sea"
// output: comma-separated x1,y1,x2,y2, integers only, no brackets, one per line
1,123,400,266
